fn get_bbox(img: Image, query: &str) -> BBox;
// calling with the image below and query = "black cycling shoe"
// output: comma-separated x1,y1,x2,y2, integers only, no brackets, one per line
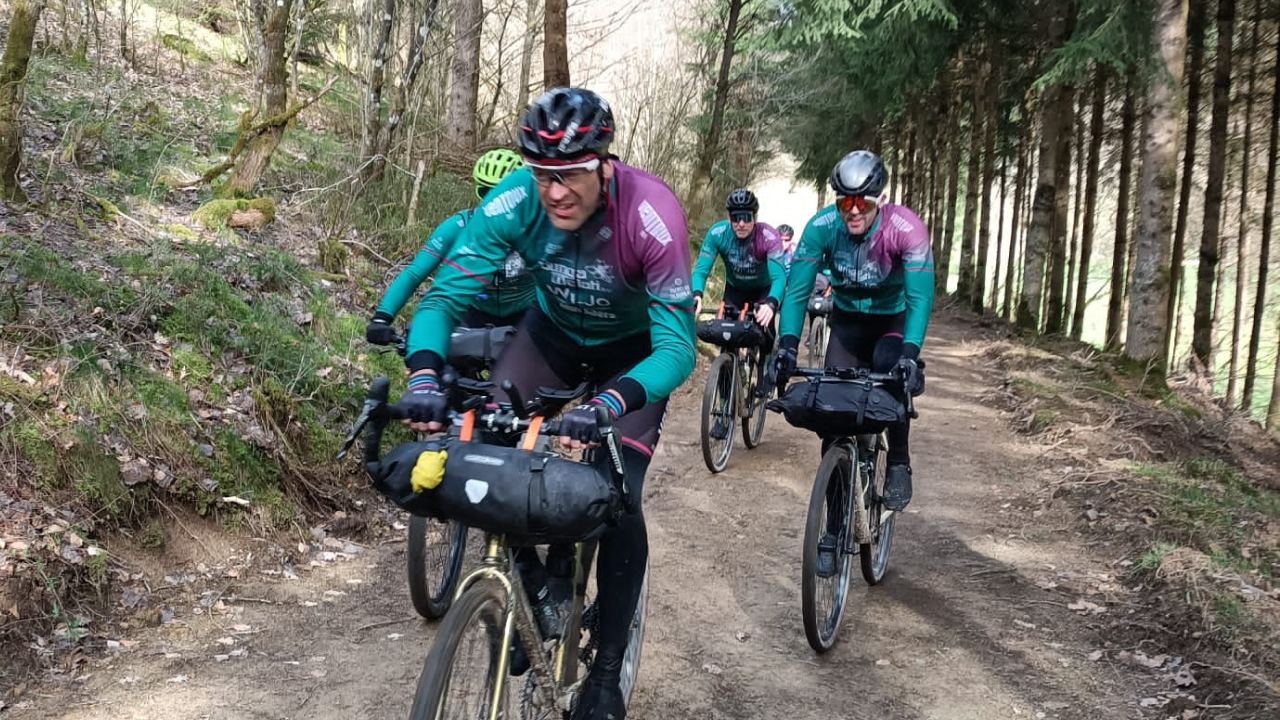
509,633,531,677
572,652,625,720
814,534,839,579
709,418,731,440
882,464,913,512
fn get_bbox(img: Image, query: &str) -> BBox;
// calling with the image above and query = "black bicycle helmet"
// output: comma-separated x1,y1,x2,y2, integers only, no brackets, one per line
778,223,794,236
725,189,759,213
517,87,615,162
830,150,888,197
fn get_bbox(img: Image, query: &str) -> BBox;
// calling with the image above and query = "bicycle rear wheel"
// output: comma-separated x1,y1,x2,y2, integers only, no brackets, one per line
407,515,468,619
700,353,736,473
741,350,768,449
859,434,895,585
409,581,509,720
801,442,855,653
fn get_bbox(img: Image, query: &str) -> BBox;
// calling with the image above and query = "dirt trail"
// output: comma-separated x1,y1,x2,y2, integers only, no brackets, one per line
11,316,1169,720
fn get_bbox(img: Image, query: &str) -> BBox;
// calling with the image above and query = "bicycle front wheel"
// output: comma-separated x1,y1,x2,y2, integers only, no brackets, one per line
618,560,650,706
700,353,736,473
407,515,468,619
801,441,854,653
807,317,827,368
860,434,896,585
742,351,768,449
409,581,510,720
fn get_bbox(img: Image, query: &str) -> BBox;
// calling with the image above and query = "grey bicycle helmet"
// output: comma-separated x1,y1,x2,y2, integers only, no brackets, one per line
830,150,888,197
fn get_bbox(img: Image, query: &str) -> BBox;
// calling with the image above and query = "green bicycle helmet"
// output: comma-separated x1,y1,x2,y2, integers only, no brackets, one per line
473,148,523,199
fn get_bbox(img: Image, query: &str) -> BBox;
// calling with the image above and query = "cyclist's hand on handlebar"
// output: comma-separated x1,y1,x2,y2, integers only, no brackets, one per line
400,373,449,431
895,356,924,397
754,304,774,327
693,293,703,316
558,393,622,449
772,347,797,393
366,312,397,345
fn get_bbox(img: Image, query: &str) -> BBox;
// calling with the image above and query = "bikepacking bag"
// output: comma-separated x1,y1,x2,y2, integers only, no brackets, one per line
446,325,516,374
696,319,766,349
807,295,833,316
369,438,620,543
768,379,906,436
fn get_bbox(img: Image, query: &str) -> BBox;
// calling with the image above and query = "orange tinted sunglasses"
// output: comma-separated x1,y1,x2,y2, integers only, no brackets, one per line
835,195,878,214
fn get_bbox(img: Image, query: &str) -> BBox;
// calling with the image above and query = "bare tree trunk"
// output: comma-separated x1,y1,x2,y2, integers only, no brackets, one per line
368,0,441,181
1045,84,1076,335
1105,72,1139,351
1191,0,1236,370
1072,66,1107,340
938,82,964,293
990,157,1008,309
972,47,1001,313
517,0,539,107
1167,0,1207,364
1018,86,1070,333
119,0,128,59
1004,116,1031,318
1270,315,1280,433
361,0,396,167
1245,16,1280,413
222,0,295,198
902,110,919,208
445,0,483,152
1125,0,1186,368
687,0,743,221
1228,12,1259,406
289,0,305,99
0,0,46,203
957,87,982,301
1066,91,1085,331
543,0,569,89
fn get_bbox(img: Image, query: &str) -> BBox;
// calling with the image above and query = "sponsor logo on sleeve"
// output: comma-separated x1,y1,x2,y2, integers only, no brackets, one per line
813,209,839,228
638,200,674,246
482,186,529,217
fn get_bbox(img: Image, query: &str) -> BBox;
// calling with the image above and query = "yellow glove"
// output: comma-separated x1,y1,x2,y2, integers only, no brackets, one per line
410,449,448,492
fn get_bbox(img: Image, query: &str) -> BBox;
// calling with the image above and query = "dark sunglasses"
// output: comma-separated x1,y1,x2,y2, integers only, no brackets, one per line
835,195,878,214
729,212,755,224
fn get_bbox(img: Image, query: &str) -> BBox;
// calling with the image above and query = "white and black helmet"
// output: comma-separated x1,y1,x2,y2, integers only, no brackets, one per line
830,150,888,197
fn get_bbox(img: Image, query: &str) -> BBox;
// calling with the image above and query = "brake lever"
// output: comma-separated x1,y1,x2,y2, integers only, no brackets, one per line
336,404,372,460
594,404,633,514
338,377,392,460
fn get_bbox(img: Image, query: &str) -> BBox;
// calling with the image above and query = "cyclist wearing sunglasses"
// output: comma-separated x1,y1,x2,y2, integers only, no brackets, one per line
400,86,694,720
691,189,786,334
772,149,935,513
365,148,534,346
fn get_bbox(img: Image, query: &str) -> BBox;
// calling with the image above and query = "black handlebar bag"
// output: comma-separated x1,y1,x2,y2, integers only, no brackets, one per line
768,379,906,437
370,438,620,543
446,325,517,375
696,319,766,349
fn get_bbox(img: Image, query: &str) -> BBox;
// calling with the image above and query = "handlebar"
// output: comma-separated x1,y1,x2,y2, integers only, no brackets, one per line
784,365,919,419
337,376,635,514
